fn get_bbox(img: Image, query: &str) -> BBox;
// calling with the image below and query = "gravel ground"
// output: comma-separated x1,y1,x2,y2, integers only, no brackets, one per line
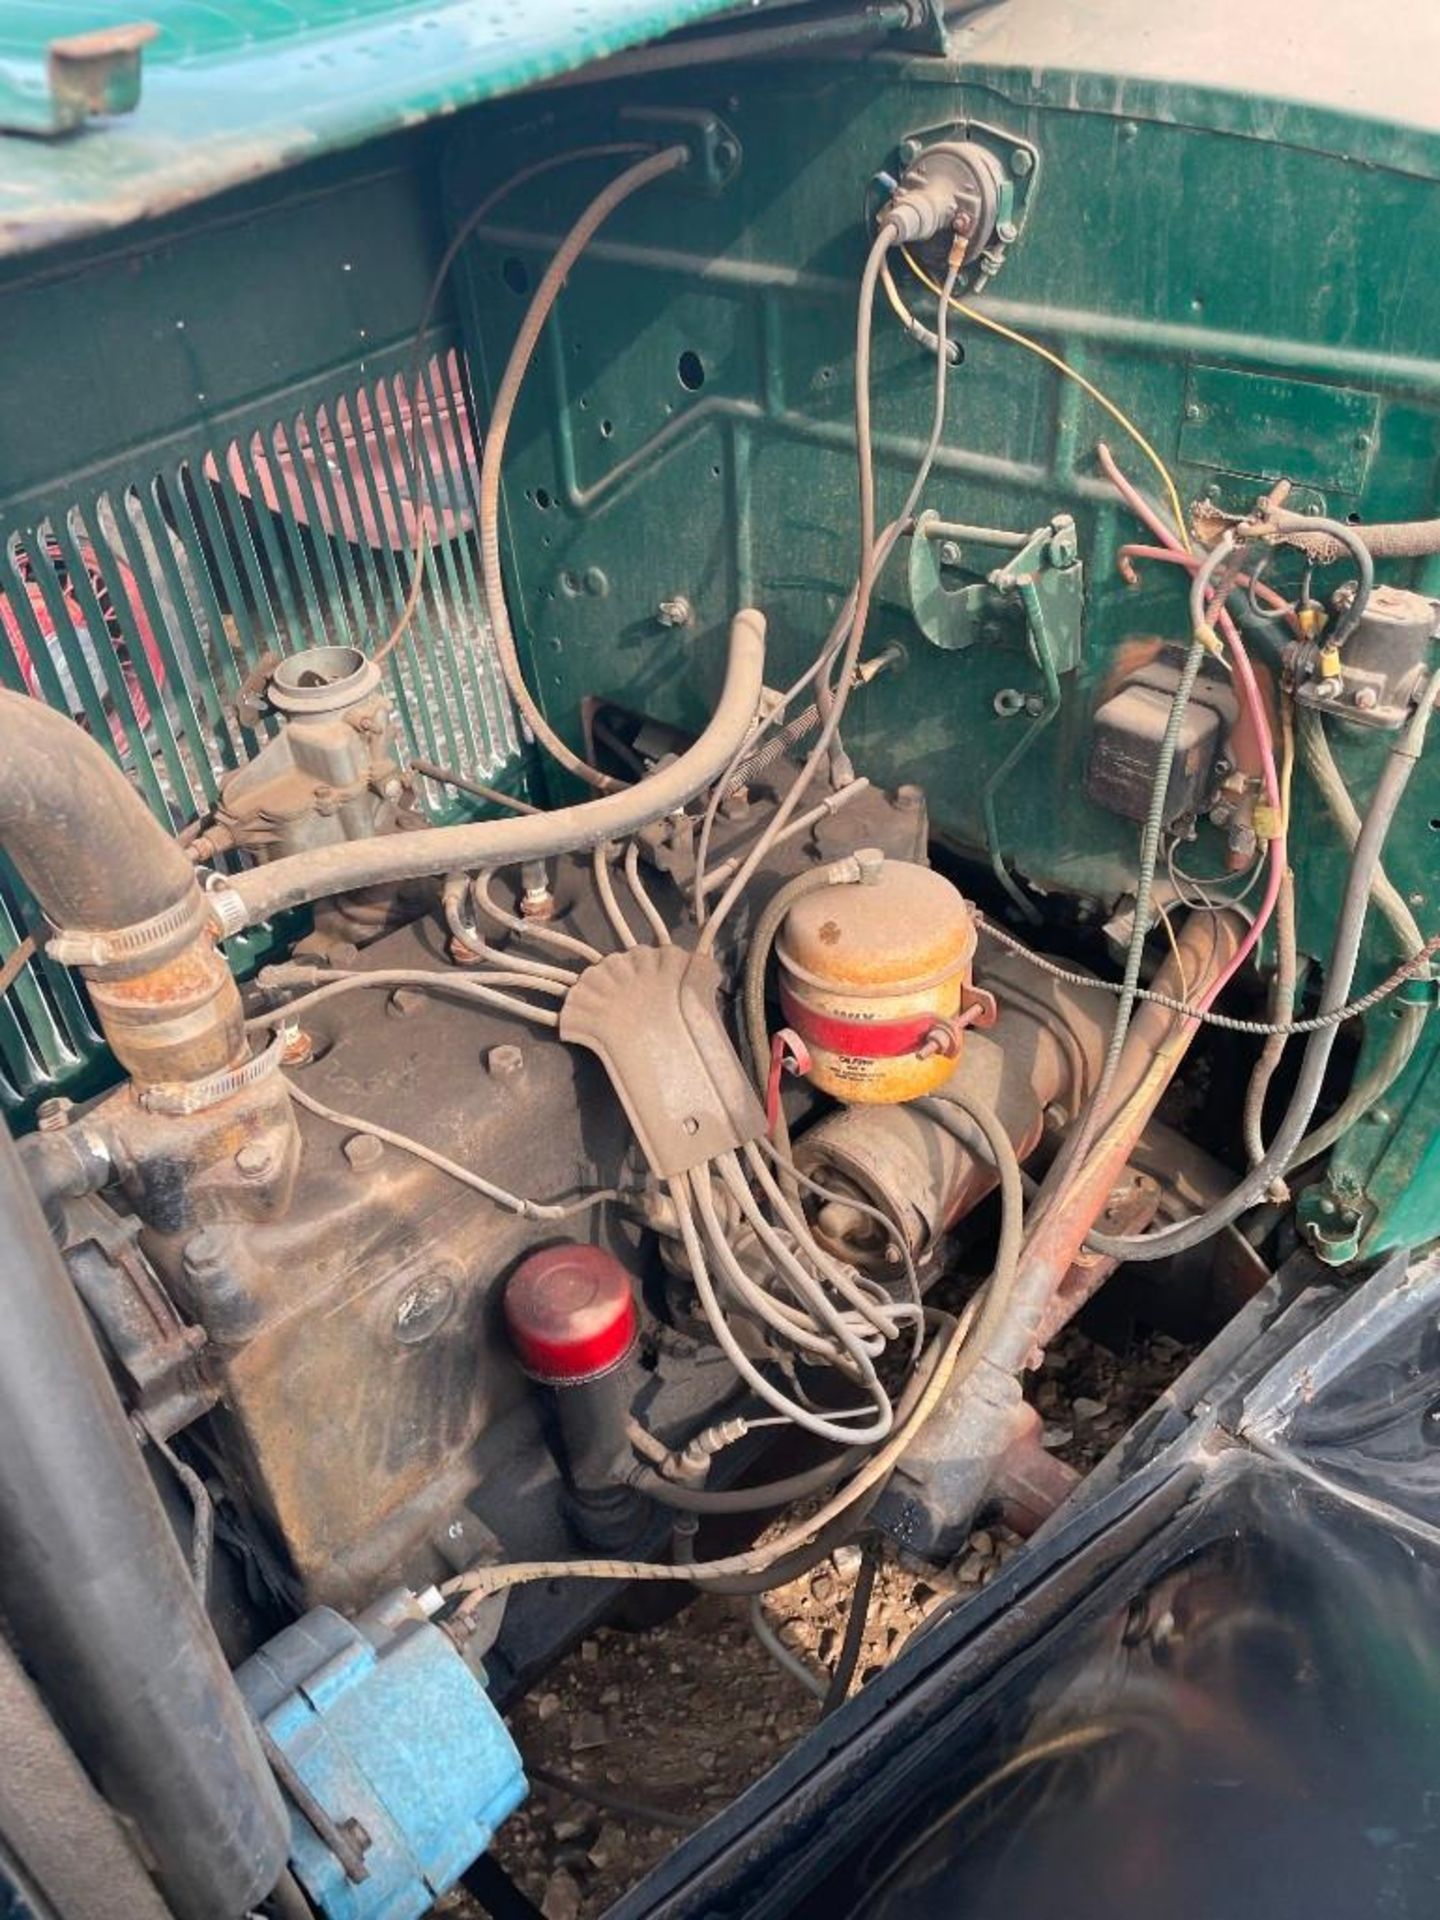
465,1326,1195,1919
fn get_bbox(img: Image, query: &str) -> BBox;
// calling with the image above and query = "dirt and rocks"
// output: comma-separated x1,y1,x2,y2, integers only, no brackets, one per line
465,1326,1194,1919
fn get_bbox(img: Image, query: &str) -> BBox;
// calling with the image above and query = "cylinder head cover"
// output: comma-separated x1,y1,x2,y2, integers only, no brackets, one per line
776,859,977,1104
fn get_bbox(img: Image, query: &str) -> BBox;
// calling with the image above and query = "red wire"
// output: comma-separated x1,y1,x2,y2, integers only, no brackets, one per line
1199,620,1284,1010
1096,442,1286,1009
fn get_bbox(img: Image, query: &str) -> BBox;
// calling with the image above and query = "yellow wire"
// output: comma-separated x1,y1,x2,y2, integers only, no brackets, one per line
880,250,928,341
1279,690,1296,834
896,247,1193,554
1154,897,1190,1004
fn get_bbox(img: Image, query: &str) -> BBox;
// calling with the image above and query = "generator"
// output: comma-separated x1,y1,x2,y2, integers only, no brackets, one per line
1,3,1438,1917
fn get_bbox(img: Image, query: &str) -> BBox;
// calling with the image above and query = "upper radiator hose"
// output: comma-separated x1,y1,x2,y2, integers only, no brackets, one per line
0,690,245,1085
214,608,768,931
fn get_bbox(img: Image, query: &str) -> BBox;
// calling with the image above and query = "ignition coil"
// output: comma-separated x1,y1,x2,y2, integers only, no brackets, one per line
881,140,1007,253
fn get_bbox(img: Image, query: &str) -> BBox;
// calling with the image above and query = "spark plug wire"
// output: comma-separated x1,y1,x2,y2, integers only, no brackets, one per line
443,1085,1023,1614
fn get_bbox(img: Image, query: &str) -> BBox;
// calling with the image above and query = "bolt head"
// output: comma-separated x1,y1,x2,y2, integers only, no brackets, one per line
1009,149,1034,177
1353,685,1379,710
487,1044,525,1078
35,1096,74,1133
657,595,694,629
938,540,962,567
280,1026,315,1066
235,1141,275,1180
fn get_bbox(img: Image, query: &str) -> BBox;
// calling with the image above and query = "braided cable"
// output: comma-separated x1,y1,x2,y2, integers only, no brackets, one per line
979,916,1438,1037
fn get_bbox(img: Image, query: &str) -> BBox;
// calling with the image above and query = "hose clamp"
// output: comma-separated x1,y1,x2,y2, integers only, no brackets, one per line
202,878,248,942
46,891,210,971
137,1025,292,1116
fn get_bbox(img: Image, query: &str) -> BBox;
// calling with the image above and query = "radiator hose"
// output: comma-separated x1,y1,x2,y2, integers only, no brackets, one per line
0,689,197,936
0,1119,289,1919
0,690,245,1085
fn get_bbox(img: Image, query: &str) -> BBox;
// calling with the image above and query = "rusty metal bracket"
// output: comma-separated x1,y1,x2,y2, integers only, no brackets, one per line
258,1726,372,1886
764,1027,811,1134
233,649,282,733
0,23,157,138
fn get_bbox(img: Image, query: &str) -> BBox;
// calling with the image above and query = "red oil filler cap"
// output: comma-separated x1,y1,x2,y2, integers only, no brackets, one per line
504,1245,638,1384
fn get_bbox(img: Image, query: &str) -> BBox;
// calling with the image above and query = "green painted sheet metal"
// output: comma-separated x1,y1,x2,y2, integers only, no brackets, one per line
0,139,523,1120
449,46,1440,1259
0,0,748,256
2,3,1438,1257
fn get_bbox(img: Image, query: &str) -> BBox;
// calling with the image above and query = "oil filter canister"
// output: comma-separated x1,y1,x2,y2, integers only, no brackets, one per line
776,859,983,1104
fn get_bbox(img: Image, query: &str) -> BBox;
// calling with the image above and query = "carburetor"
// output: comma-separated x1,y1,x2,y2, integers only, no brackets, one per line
206,644,411,862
